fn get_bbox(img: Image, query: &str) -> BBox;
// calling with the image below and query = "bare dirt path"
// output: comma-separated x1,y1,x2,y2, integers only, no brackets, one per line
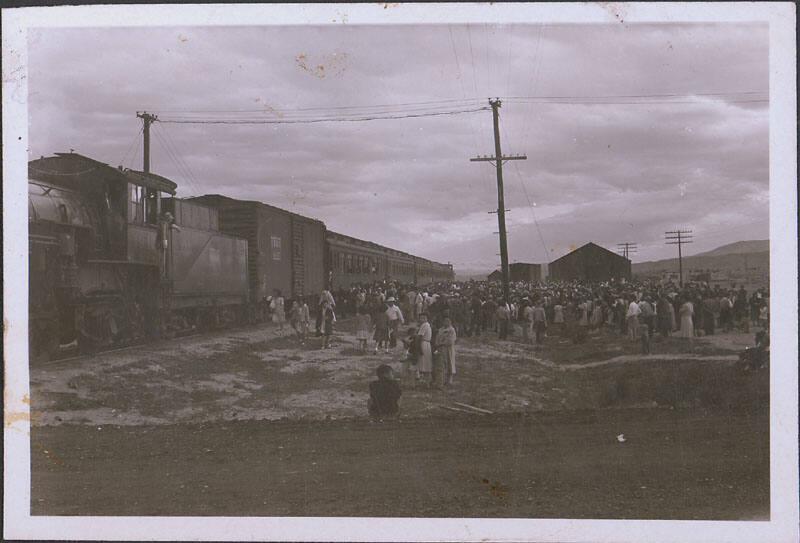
30,321,759,425
28,321,769,520
31,409,769,519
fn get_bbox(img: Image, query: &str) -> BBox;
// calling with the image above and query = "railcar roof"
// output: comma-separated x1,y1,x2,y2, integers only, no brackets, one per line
29,152,177,195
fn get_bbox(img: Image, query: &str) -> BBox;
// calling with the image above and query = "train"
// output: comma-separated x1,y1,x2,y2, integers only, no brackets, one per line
28,151,453,360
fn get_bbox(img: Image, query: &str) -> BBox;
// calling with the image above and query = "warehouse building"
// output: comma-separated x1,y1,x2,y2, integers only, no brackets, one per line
509,262,542,282
548,242,631,282
487,270,503,282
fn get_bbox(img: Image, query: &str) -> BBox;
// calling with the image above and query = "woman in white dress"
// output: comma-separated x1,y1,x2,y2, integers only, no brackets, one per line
416,313,433,385
678,298,695,338
271,289,286,334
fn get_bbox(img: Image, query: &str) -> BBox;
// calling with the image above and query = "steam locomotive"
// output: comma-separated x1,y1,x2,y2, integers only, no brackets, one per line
28,152,453,360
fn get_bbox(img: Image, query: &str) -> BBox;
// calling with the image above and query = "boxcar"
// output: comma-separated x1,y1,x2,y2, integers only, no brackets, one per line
189,195,326,302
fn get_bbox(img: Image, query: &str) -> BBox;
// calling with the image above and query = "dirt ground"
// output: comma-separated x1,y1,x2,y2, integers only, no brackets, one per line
29,319,770,518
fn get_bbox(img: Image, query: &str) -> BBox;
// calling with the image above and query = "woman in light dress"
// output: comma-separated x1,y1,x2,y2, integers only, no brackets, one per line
271,289,285,334
590,299,604,330
416,313,433,385
578,301,589,327
678,298,695,338
435,317,457,386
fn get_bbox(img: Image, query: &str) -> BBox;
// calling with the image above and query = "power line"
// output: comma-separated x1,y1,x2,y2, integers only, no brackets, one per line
119,125,144,168
499,118,550,262
617,242,638,259
665,230,693,287
148,97,483,114
505,90,765,100
157,107,490,125
448,24,495,197
151,125,198,196
154,123,203,196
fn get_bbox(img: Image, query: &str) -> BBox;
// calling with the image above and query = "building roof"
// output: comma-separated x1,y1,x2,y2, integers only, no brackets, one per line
550,242,629,265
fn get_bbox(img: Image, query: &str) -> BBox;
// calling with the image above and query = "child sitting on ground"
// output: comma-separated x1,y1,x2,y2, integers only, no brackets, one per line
368,364,402,420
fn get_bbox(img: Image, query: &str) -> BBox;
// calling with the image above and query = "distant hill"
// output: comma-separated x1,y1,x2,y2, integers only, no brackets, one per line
633,239,769,288
694,240,769,257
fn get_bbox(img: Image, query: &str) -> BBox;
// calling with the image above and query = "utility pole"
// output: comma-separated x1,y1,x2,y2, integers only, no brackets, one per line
617,242,637,259
136,111,158,173
665,230,693,287
470,99,527,303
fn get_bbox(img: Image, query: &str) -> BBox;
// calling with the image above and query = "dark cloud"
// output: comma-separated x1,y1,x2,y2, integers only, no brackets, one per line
28,23,768,272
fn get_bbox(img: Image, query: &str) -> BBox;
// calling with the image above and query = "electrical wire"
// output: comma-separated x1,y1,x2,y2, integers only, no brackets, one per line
500,118,551,262
157,107,490,125
119,125,144,168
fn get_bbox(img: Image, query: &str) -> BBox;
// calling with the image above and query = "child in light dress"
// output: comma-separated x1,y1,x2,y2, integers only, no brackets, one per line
355,308,373,352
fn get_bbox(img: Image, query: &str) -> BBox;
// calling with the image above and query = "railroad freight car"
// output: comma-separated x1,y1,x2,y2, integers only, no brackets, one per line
188,195,326,303
28,152,249,358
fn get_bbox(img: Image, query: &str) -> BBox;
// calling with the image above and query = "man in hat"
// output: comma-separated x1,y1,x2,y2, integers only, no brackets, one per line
385,297,405,350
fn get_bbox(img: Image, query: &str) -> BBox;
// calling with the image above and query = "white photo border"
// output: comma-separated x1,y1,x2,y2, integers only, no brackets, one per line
3,3,797,542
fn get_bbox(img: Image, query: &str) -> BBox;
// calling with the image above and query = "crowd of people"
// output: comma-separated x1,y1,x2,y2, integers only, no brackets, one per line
261,278,770,419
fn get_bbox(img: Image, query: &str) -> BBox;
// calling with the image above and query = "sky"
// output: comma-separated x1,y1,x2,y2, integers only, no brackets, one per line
27,22,769,273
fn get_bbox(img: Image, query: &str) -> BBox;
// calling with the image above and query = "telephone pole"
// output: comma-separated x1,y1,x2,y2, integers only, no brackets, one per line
665,230,693,286
136,111,158,173
617,242,637,259
470,99,527,303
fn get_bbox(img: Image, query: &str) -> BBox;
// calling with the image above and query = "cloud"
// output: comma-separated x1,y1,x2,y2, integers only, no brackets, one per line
28,23,769,273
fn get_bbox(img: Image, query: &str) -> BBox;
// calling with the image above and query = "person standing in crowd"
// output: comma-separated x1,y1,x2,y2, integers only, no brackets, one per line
590,299,603,331
469,293,483,337
385,297,405,350
435,316,457,386
656,295,674,337
734,285,748,331
355,307,372,353
483,297,498,334
496,299,510,340
406,289,417,321
626,298,641,341
316,289,336,336
416,313,433,386
368,364,402,420
553,300,565,335
678,297,695,339
414,291,424,322
639,322,651,354
532,300,548,346
271,289,286,335
719,291,733,332
373,303,389,353
522,300,535,344
321,301,336,349
638,297,655,338
289,300,303,344
401,327,420,386
702,296,716,336
355,289,366,315
758,302,769,329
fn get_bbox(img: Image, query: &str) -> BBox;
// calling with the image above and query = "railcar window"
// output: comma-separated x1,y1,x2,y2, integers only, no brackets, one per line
129,184,143,223
144,188,158,225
